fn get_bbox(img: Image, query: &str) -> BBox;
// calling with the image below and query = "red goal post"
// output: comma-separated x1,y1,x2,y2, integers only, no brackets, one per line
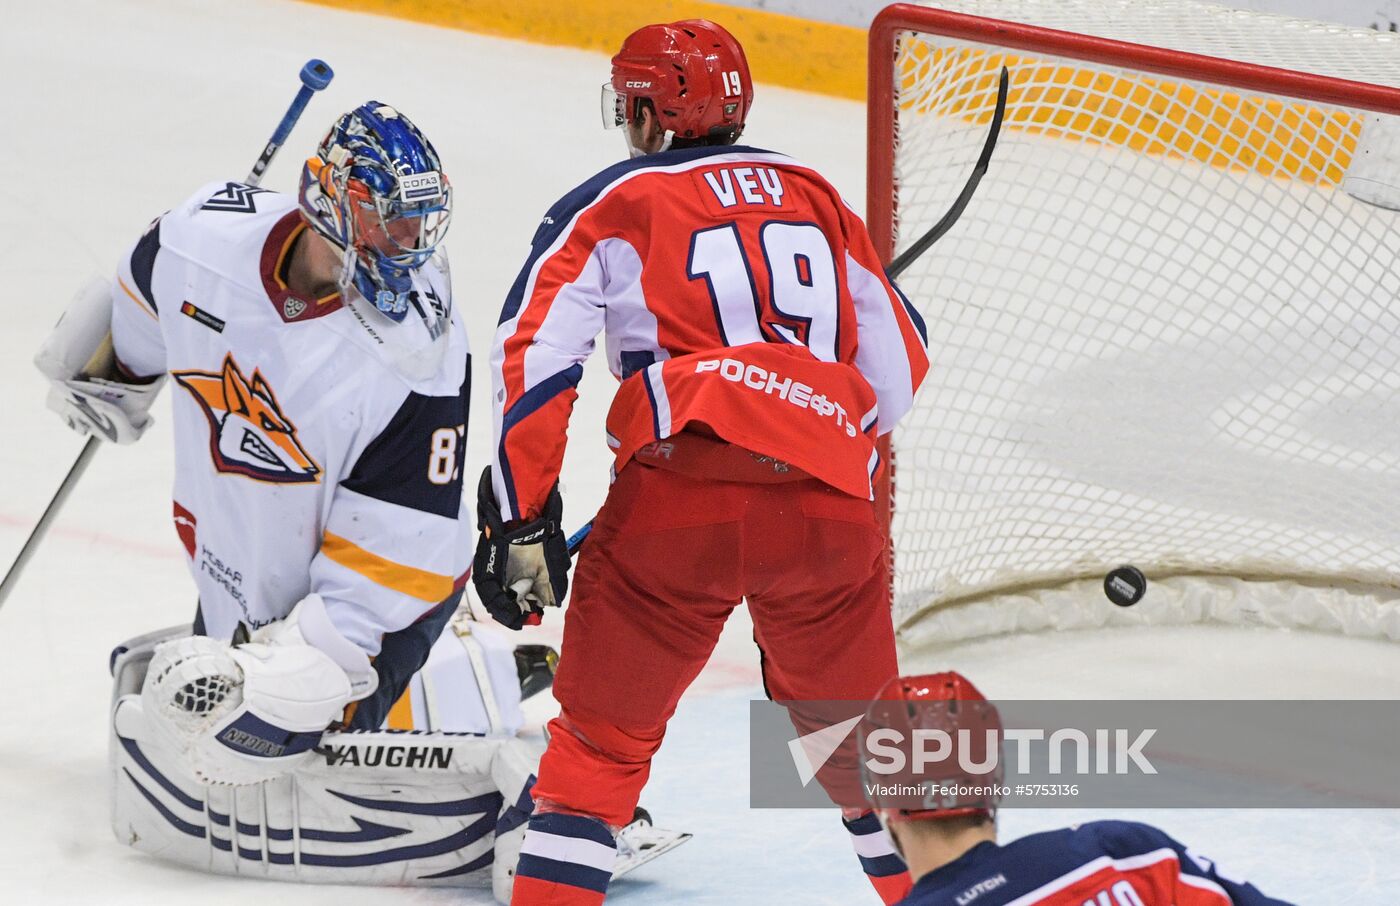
865,2,1400,637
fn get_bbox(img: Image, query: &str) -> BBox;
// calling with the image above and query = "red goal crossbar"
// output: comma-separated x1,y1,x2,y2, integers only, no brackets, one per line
868,3,1400,265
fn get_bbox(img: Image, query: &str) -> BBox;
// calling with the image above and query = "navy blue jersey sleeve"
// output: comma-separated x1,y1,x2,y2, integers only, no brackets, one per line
342,371,470,519
110,215,168,379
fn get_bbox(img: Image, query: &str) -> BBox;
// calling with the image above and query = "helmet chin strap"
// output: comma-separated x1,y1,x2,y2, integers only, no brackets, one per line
333,241,414,320
624,126,674,159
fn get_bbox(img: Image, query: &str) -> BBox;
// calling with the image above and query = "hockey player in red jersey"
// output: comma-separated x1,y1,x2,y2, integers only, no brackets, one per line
472,19,930,905
862,672,1296,906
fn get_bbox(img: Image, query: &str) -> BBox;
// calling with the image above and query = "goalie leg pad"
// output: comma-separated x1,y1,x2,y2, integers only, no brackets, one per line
113,689,538,886
109,627,687,893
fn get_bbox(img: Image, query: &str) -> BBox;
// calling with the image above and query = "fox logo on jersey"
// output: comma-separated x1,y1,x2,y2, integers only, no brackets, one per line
173,354,321,484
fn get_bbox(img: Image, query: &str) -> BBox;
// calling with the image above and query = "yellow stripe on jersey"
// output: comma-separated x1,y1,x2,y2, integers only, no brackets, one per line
117,277,158,320
385,688,416,730
320,532,453,602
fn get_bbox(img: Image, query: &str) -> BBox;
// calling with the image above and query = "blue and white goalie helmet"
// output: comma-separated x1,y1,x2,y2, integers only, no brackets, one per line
299,102,452,320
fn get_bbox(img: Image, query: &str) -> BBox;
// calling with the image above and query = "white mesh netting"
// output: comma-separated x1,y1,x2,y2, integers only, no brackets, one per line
883,0,1400,638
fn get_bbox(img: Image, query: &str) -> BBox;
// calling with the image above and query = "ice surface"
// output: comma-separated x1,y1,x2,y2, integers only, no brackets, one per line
1,1,1396,903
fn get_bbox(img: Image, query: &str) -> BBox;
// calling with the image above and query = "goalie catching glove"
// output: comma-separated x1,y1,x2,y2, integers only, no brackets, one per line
473,467,571,630
140,597,370,786
35,276,164,444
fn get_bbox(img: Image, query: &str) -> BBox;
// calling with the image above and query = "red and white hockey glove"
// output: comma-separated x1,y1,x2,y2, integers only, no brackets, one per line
473,467,571,630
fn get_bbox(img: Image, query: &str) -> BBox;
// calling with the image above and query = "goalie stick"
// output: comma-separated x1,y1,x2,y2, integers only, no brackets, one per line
0,59,334,611
564,66,1011,558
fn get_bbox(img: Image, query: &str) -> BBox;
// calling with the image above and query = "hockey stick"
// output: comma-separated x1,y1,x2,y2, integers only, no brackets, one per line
0,60,335,612
563,66,1011,558
885,66,1008,280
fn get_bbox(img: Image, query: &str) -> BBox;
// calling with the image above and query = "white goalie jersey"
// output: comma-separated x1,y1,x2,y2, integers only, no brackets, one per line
108,180,470,681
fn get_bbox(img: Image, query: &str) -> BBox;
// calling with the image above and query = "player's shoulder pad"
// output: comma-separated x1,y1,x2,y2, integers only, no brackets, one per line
124,214,166,314
500,145,796,326
1075,819,1180,858
181,179,288,218
528,144,795,248
342,374,470,519
943,825,1123,904
156,181,296,259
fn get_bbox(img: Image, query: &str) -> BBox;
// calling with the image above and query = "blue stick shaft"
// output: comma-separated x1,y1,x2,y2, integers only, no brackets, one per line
246,59,334,186
270,84,317,147
567,521,593,558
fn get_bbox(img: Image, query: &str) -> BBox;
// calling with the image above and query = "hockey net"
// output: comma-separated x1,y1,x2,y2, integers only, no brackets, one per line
869,1,1400,646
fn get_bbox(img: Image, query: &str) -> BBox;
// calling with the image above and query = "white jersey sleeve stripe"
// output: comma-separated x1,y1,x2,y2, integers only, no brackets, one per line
644,362,673,439
520,248,606,392
848,251,916,434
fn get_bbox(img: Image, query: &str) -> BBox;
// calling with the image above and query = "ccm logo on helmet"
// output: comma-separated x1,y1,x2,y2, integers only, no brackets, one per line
625,80,653,89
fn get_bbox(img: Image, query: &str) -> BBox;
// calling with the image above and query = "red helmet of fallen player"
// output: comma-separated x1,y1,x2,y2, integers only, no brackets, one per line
605,19,753,143
860,671,1005,824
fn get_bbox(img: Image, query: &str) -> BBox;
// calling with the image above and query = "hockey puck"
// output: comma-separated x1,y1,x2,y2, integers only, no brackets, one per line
1104,565,1147,607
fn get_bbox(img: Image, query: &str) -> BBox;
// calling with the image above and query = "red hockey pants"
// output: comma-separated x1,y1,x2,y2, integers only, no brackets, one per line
530,449,900,828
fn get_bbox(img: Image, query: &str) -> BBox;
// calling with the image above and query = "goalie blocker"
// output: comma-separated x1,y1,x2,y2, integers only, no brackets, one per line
109,613,688,898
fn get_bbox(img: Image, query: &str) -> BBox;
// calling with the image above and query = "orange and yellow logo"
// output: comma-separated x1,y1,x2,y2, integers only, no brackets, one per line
173,354,321,484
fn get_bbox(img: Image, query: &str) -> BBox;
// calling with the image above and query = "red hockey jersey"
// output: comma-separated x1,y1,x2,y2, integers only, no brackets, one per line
490,145,929,521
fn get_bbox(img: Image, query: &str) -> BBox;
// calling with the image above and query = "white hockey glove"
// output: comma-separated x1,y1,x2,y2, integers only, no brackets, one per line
34,276,164,444
141,602,358,786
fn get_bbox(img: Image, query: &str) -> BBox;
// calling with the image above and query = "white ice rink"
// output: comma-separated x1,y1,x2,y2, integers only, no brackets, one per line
2,1,1399,903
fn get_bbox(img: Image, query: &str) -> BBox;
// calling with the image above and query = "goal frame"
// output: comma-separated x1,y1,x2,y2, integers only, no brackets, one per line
866,2,1400,616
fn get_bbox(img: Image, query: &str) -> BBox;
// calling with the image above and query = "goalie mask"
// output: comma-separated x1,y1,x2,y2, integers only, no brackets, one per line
299,102,452,320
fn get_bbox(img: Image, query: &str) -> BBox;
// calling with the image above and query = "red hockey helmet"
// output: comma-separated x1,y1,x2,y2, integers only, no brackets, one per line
859,672,1004,824
604,19,753,143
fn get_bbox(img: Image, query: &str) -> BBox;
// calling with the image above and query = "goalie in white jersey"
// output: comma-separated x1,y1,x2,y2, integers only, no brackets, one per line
37,101,686,897
40,100,470,758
